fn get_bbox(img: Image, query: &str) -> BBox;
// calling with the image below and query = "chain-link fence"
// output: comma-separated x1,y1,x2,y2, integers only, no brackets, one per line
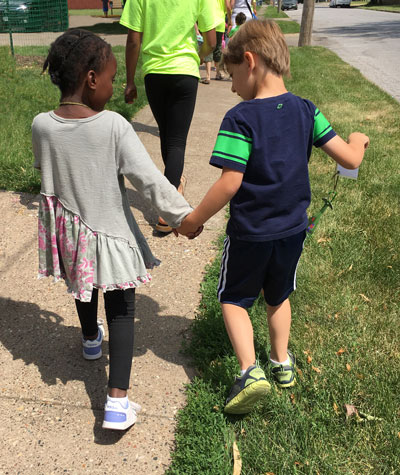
0,0,68,55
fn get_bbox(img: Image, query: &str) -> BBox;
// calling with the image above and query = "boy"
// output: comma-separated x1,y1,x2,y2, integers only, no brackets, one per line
228,11,246,38
178,19,369,414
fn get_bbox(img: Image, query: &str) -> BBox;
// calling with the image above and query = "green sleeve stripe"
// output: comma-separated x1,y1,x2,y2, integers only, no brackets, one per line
214,133,252,161
313,109,332,143
218,130,252,143
314,125,333,142
212,152,247,166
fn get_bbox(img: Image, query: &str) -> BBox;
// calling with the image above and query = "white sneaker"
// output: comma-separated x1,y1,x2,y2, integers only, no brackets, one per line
82,320,104,360
102,397,142,431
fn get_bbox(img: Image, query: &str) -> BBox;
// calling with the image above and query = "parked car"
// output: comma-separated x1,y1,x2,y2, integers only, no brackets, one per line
0,0,68,33
329,0,351,7
282,0,298,10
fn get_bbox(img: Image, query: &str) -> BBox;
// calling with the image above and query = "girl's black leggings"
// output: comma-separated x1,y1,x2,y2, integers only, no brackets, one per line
75,288,135,390
144,74,198,188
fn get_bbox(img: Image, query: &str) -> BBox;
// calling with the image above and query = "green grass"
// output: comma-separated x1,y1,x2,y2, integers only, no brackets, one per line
263,5,290,18
68,9,123,16
355,2,400,12
0,46,146,193
168,47,400,474
276,19,301,34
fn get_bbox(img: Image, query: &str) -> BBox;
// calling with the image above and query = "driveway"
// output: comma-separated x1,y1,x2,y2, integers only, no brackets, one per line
286,5,400,102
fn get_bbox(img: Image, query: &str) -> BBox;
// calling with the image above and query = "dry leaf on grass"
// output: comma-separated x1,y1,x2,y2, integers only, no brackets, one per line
359,293,371,302
336,348,346,356
232,440,242,475
290,393,296,405
312,366,321,373
346,363,351,372
333,402,339,415
307,355,312,364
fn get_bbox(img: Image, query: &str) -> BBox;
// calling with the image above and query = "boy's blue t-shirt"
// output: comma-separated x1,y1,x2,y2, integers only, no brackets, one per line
210,92,336,241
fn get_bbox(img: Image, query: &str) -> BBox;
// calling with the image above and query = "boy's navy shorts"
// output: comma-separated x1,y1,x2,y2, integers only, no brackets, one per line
217,230,306,308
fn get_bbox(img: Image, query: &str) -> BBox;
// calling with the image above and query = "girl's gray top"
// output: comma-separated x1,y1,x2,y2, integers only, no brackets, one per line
32,110,192,301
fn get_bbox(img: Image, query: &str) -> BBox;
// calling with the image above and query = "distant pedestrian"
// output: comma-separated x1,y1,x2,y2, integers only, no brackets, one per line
102,0,109,17
34,29,199,430
228,11,246,38
230,0,257,25
120,0,218,233
177,19,369,414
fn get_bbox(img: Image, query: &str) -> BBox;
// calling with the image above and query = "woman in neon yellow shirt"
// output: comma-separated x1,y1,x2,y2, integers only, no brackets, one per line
120,0,218,232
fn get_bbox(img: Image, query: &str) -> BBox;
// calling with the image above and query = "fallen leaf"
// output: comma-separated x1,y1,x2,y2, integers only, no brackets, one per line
336,348,346,356
317,237,330,243
307,355,312,364
232,441,242,475
345,404,361,422
290,393,296,405
346,363,351,372
334,312,340,319
265,473,275,475
303,349,311,355
312,366,321,373
240,428,246,436
296,368,303,378
213,405,220,412
348,264,353,271
359,293,371,302
294,461,302,467
333,402,339,415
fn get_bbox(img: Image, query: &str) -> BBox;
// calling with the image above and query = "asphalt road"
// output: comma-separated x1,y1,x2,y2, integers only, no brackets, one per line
286,4,400,102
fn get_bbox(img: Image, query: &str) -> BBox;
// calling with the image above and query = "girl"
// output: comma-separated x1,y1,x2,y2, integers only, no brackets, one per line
33,29,197,430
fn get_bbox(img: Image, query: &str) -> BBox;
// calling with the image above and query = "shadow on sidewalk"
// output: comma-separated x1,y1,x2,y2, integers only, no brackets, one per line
0,294,195,444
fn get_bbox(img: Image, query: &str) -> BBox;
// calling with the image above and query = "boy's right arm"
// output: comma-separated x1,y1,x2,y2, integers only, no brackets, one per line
321,132,369,169
177,167,243,236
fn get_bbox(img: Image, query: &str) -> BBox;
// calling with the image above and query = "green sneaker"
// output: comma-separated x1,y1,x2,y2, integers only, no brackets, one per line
224,365,271,414
270,351,296,388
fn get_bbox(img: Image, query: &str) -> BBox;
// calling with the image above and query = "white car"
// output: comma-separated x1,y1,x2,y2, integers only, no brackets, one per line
329,0,351,7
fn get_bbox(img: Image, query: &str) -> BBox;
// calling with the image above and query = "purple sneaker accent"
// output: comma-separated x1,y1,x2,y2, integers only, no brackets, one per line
82,322,104,360
103,411,126,423
102,399,142,431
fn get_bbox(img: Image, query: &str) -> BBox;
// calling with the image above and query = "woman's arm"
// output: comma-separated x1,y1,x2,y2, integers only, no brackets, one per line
199,29,217,63
124,29,142,104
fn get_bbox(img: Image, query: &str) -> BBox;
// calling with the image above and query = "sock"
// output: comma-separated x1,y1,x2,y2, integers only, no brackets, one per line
270,355,290,366
240,369,247,376
107,395,128,408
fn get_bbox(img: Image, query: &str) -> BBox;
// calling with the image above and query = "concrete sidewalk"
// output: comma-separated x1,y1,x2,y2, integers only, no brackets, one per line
0,66,239,474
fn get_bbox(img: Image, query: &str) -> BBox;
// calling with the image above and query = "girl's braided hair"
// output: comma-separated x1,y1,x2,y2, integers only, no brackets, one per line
43,29,112,95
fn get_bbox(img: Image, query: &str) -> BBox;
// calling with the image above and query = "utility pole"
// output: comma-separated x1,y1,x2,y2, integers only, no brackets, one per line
298,0,315,46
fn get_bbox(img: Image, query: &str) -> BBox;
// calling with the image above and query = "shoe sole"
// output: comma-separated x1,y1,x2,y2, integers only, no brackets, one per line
102,413,137,430
224,380,271,414
275,378,296,388
155,223,173,233
82,349,102,360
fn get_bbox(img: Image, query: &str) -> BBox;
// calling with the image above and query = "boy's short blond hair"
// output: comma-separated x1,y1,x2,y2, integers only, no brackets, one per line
223,19,290,77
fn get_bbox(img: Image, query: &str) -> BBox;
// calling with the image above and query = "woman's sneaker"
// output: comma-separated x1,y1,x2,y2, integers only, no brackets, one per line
82,321,104,360
102,397,142,431
224,365,271,414
270,351,296,388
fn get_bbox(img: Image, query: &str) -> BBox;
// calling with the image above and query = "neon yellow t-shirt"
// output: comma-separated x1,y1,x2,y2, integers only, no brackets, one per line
120,0,219,78
215,0,227,33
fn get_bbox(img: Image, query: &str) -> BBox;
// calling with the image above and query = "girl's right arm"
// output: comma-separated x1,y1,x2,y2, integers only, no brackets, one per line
321,132,369,169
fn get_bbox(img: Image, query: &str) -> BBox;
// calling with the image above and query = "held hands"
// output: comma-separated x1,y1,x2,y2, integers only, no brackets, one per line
174,213,204,240
124,82,137,104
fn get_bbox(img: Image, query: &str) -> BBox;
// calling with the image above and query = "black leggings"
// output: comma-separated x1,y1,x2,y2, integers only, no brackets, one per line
75,288,135,390
144,74,198,188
